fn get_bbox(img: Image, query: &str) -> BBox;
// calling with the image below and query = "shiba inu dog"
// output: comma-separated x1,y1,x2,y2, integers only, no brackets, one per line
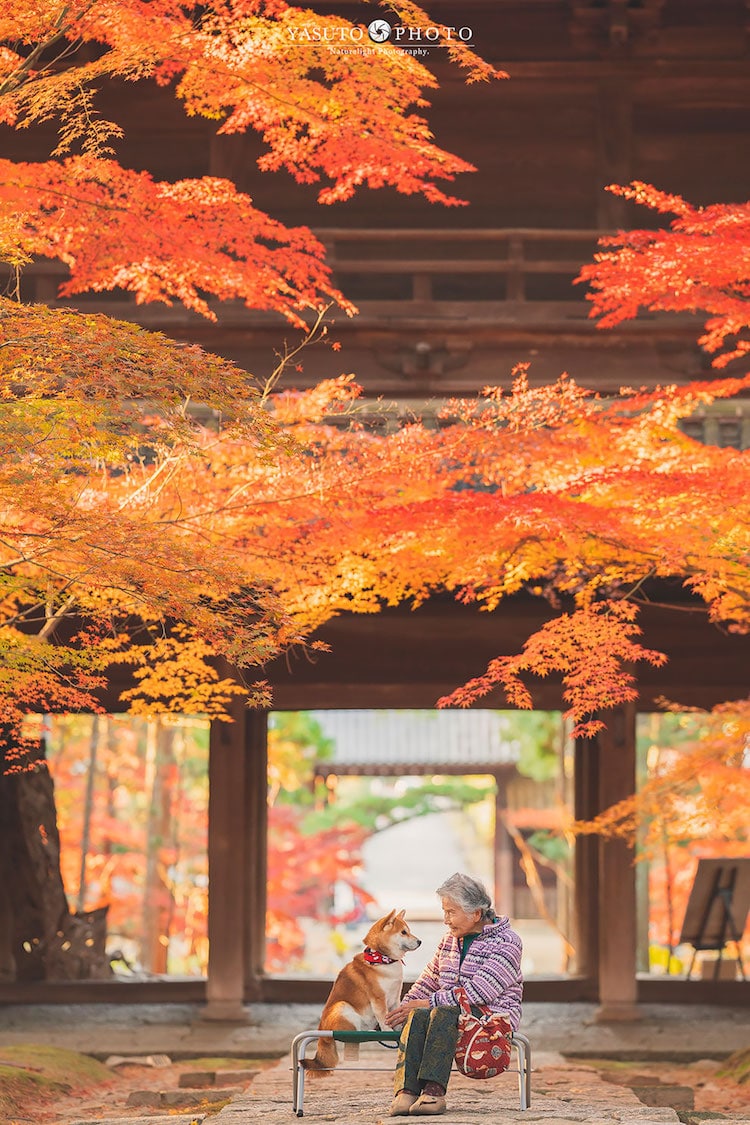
302,909,421,1071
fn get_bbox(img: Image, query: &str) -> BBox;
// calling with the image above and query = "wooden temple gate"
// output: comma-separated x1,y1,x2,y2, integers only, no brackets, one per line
203,596,750,1018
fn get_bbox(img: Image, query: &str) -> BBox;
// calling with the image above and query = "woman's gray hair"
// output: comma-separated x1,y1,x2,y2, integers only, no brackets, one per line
436,872,494,919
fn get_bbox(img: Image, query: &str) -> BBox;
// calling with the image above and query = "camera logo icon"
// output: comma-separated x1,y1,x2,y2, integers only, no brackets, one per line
367,19,391,42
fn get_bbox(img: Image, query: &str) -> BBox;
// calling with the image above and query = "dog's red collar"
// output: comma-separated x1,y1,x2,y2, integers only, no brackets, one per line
364,947,400,965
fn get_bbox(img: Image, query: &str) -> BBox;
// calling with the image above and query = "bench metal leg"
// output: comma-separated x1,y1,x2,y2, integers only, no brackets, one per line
512,1032,532,1110
292,1031,335,1116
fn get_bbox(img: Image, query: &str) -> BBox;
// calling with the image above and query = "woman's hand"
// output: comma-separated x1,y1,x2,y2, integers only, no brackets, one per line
384,999,430,1028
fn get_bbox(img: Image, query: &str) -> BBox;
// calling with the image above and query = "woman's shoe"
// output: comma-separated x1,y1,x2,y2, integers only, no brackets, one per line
408,1094,447,1115
389,1091,419,1116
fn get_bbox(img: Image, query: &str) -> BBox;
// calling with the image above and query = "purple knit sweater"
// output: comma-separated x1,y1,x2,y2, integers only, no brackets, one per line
402,916,523,1031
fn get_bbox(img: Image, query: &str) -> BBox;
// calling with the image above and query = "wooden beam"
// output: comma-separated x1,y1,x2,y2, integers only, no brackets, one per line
258,976,598,1004
265,596,750,715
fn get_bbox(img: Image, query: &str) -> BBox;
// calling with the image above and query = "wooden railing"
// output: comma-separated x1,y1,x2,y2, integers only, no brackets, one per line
318,227,604,308
5,228,606,320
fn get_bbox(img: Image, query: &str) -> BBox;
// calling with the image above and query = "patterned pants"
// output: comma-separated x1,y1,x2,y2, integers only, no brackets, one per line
393,1006,462,1093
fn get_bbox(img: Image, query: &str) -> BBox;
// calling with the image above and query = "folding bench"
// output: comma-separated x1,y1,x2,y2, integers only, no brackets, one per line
291,1028,532,1115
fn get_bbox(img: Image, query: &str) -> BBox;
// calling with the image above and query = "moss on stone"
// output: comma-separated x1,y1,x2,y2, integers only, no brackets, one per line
716,1048,750,1085
0,1043,113,1119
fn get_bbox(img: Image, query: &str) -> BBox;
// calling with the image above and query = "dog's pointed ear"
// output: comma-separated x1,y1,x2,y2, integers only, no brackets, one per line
383,908,396,923
395,909,406,920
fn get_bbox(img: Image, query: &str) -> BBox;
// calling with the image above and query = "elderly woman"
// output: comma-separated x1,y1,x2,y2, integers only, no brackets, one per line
384,872,523,1116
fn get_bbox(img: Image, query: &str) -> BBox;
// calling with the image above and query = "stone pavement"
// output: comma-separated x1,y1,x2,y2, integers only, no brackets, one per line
212,1045,716,1125
1,1001,749,1060
1,1002,749,1125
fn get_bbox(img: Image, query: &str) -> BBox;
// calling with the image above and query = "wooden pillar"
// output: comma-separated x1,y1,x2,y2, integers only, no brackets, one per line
635,720,651,974
594,702,640,1021
203,701,255,1021
245,711,269,997
573,734,599,983
493,773,515,919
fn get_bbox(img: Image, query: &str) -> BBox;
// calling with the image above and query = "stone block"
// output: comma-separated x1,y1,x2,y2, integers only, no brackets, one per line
105,1053,171,1068
162,1087,241,1107
677,1113,731,1124
125,1090,162,1107
631,1084,695,1110
179,1070,216,1087
216,1068,259,1083
602,1072,659,1086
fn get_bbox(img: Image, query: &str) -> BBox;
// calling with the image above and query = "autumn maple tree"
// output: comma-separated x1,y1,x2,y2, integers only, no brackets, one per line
0,0,507,980
2,0,749,985
257,366,750,731
572,184,750,961
578,182,750,369
0,0,506,750
38,713,212,977
0,0,501,320
4,333,750,983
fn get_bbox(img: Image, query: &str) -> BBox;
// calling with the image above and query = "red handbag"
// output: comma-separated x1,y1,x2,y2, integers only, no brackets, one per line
453,986,512,1080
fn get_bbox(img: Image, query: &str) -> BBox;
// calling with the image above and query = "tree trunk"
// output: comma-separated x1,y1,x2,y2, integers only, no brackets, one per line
0,736,112,981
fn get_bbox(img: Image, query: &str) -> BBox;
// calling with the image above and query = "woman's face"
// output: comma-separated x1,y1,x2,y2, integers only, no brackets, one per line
441,896,483,939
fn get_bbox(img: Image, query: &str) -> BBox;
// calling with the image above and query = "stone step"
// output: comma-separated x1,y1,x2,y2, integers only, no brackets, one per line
126,1086,242,1107
179,1068,260,1087
104,1053,172,1068
631,1085,695,1110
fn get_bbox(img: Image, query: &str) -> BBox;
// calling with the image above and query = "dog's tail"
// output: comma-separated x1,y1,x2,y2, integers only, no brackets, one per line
300,1036,338,1073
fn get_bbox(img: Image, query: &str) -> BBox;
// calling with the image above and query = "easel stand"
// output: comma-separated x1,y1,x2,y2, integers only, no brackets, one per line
681,860,750,981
